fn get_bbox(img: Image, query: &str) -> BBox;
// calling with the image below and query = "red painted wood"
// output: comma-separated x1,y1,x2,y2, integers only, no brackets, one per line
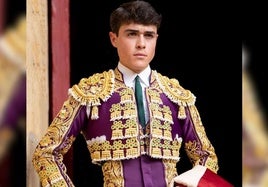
50,0,73,180
50,0,70,117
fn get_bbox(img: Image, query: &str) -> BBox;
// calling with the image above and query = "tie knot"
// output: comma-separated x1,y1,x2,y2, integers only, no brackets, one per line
135,75,140,82
135,76,142,90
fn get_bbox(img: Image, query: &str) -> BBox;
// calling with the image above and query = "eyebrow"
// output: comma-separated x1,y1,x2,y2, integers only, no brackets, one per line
124,29,157,35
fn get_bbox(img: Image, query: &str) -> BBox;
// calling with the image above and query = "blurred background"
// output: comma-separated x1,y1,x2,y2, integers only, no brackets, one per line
242,40,268,187
0,0,26,186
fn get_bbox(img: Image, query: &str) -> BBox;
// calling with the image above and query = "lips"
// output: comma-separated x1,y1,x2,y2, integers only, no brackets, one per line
134,53,146,57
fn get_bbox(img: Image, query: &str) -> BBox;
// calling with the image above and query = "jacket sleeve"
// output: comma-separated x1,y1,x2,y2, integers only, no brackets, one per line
32,95,88,187
182,104,219,173
156,72,219,173
168,104,220,187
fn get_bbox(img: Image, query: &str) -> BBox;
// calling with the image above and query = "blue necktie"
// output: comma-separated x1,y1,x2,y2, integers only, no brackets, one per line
135,76,146,128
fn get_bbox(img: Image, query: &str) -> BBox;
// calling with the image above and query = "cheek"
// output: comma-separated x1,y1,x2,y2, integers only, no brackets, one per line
148,42,157,54
117,45,129,59
117,41,133,53
120,39,134,48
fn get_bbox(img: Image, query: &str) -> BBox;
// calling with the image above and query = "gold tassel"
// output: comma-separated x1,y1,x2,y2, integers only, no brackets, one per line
91,105,99,119
178,106,186,119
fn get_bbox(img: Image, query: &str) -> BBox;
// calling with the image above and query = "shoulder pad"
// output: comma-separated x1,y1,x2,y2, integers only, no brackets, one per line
156,72,196,106
68,70,114,106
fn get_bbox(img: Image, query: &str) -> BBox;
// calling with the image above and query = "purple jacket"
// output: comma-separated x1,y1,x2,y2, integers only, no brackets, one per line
32,68,218,187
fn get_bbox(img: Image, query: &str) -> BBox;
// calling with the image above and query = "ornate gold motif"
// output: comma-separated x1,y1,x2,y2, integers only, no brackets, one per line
154,71,196,119
163,159,178,186
69,70,114,119
87,137,140,164
184,105,219,173
32,96,80,186
85,70,185,163
111,119,138,140
102,161,124,187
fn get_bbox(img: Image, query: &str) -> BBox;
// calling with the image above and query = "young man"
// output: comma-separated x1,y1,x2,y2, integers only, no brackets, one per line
32,1,231,186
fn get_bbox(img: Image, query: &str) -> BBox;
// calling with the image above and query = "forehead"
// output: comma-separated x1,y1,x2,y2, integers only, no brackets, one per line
119,23,157,33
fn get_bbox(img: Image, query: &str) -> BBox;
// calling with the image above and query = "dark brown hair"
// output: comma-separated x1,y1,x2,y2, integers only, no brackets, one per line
110,0,162,35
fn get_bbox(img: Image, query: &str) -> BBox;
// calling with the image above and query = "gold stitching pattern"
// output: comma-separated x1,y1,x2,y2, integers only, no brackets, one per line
87,137,140,163
163,159,178,186
32,96,80,186
184,105,219,173
69,70,114,119
102,161,124,187
154,71,196,119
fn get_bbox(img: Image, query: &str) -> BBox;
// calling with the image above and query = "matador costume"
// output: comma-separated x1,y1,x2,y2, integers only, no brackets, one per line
32,68,220,187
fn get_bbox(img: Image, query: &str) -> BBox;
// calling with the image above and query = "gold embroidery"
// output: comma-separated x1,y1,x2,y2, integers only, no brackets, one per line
171,139,182,158
163,159,178,186
87,138,140,163
147,89,163,104
112,129,124,140
110,88,136,121
119,88,133,103
110,103,122,121
102,151,111,160
122,102,136,119
163,105,173,123
154,71,196,119
111,103,138,140
83,69,186,164
102,161,124,187
91,105,99,119
69,70,114,119
178,105,186,119
32,96,80,187
124,119,138,138
111,121,124,140
125,127,137,137
152,128,162,137
185,105,219,173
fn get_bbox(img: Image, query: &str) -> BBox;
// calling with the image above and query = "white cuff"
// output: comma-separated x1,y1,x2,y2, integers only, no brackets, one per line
170,165,207,187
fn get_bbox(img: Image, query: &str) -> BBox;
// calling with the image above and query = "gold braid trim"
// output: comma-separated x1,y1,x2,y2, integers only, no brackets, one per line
162,159,178,186
185,105,219,173
68,70,114,119
102,161,124,187
154,71,196,119
32,96,80,187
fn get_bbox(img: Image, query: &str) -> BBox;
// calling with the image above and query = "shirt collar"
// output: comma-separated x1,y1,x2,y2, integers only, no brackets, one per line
117,62,151,87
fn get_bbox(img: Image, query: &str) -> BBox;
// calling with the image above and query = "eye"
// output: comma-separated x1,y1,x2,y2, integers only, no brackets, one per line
144,33,155,39
127,32,138,37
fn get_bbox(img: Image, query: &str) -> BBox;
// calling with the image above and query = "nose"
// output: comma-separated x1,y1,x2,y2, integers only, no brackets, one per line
136,36,145,49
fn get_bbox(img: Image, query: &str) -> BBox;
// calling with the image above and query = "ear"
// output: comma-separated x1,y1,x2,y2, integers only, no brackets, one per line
109,32,117,48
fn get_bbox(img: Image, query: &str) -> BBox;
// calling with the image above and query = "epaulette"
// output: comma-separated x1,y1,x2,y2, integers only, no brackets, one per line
155,71,196,119
68,70,114,119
